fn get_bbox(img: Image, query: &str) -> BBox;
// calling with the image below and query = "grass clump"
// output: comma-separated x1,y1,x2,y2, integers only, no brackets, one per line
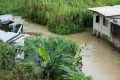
0,43,16,70
0,0,24,15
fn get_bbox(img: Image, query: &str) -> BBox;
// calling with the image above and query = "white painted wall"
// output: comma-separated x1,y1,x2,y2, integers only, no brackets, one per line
101,16,111,37
93,13,102,32
93,13,111,37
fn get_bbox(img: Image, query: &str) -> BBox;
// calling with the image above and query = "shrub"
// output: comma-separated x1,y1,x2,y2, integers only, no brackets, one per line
61,65,92,80
45,36,78,56
0,43,16,70
0,42,39,80
0,36,91,80
24,36,78,56
0,70,15,80
0,62,38,80
24,36,92,80
22,0,50,25
47,7,85,34
0,0,24,15
82,10,93,28
22,0,120,34
13,61,38,80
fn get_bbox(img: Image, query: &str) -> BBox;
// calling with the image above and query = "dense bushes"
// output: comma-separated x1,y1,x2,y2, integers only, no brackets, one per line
48,9,93,34
22,0,120,34
22,0,49,25
0,36,92,80
25,36,78,57
0,43,16,70
0,0,24,15
22,0,91,34
0,42,38,80
47,8,85,34
24,36,92,80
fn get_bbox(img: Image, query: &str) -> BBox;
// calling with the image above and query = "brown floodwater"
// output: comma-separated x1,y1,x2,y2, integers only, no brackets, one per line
67,31,120,80
15,16,120,80
14,16,54,37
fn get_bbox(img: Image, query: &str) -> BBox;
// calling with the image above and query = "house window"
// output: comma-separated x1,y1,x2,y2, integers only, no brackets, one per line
96,15,100,23
103,18,108,26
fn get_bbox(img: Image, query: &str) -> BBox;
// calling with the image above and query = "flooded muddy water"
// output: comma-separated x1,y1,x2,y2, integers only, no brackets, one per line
15,16,120,80
14,16,53,36
67,31,120,80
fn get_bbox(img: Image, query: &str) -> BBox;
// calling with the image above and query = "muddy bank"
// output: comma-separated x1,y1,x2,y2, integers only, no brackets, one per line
15,16,120,80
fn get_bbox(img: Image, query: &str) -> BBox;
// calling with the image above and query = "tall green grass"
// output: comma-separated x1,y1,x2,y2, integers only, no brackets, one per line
1,0,120,34
0,0,24,15
22,0,120,34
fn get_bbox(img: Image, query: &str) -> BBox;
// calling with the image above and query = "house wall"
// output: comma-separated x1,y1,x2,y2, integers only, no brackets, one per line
101,16,111,37
93,13,120,49
93,13,111,38
93,13,102,33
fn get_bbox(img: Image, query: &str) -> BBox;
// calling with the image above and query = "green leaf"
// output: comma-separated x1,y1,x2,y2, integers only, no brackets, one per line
38,47,50,61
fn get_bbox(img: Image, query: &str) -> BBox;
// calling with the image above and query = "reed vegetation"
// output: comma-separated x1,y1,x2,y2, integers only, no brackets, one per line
22,0,120,34
1,0,120,34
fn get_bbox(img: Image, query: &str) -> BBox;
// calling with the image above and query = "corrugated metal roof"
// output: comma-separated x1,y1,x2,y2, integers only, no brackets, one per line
88,5,120,17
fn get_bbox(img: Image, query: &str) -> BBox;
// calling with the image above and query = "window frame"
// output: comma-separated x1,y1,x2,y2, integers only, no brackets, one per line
103,18,108,27
96,15,100,23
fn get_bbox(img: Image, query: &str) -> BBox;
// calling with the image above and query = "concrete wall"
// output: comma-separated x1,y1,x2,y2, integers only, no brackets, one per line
93,13,111,37
93,13,120,49
93,13,102,33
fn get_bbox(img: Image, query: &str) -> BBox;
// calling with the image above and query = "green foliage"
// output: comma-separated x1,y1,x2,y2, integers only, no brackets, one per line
0,42,38,80
22,0,48,25
60,65,92,80
13,61,38,80
47,7,85,34
0,36,91,80
25,36,78,57
45,37,78,56
0,43,16,70
37,41,75,80
24,36,92,80
38,46,50,61
0,0,24,15
24,37,40,56
22,0,120,34
0,70,15,80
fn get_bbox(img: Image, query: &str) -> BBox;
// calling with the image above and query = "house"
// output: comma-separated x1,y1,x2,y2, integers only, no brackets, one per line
88,5,120,48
